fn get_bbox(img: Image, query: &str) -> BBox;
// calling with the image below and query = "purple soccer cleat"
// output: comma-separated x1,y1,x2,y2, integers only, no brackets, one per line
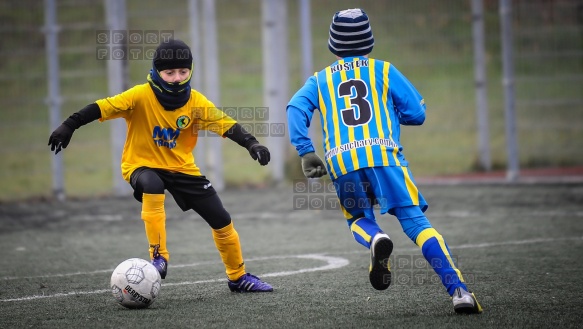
228,273,273,292
151,246,168,279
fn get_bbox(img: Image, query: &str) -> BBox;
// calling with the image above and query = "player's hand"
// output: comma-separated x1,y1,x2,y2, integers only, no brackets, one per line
248,143,270,166
301,152,327,178
48,123,75,154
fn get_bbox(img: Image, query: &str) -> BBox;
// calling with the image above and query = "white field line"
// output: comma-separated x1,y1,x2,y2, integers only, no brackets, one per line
3,235,581,281
337,235,583,254
450,236,583,250
1,235,581,303
0,254,348,303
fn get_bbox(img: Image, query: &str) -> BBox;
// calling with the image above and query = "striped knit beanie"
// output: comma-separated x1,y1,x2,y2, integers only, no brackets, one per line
328,8,374,57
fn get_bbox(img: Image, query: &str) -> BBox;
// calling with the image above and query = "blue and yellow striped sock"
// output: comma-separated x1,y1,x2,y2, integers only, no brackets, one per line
347,217,382,249
416,228,467,296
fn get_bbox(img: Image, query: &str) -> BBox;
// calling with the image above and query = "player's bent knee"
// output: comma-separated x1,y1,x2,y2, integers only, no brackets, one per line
395,206,432,242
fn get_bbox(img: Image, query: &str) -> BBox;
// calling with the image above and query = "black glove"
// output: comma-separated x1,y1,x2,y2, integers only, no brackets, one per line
301,152,327,178
48,123,75,154
247,143,271,166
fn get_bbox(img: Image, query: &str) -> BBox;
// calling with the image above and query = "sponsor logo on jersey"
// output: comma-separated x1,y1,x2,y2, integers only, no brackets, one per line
152,126,180,149
324,138,398,160
176,115,191,129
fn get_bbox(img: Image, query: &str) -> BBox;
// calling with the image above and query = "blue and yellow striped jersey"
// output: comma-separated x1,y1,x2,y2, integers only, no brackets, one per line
287,56,426,179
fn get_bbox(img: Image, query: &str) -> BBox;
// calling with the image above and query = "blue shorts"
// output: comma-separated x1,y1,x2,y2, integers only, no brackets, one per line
333,166,428,220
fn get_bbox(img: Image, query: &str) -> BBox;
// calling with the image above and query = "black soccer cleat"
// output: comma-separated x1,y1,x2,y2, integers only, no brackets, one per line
369,232,393,290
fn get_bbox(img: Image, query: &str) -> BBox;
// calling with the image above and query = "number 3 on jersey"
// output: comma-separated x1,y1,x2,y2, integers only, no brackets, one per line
338,79,373,127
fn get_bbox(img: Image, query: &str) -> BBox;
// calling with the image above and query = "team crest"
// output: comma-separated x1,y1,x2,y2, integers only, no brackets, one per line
176,115,191,129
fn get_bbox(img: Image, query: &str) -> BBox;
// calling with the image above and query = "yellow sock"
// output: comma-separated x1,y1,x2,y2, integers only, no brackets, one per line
141,193,169,261
212,222,246,281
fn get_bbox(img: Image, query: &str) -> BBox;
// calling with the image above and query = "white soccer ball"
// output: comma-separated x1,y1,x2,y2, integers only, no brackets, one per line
110,258,161,309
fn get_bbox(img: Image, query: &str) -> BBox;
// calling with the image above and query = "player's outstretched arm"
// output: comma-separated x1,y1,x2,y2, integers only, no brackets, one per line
48,103,102,154
223,123,270,166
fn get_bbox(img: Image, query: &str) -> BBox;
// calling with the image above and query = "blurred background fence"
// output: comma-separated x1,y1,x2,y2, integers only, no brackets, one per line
0,0,582,201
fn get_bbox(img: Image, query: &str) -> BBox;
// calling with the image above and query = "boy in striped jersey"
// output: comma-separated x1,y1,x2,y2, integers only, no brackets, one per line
286,8,482,313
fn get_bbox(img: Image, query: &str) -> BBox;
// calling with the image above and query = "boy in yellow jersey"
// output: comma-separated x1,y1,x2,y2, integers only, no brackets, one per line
48,39,272,292
286,9,482,312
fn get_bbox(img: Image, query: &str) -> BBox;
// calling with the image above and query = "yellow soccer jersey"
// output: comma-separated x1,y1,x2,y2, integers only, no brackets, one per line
96,83,236,182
